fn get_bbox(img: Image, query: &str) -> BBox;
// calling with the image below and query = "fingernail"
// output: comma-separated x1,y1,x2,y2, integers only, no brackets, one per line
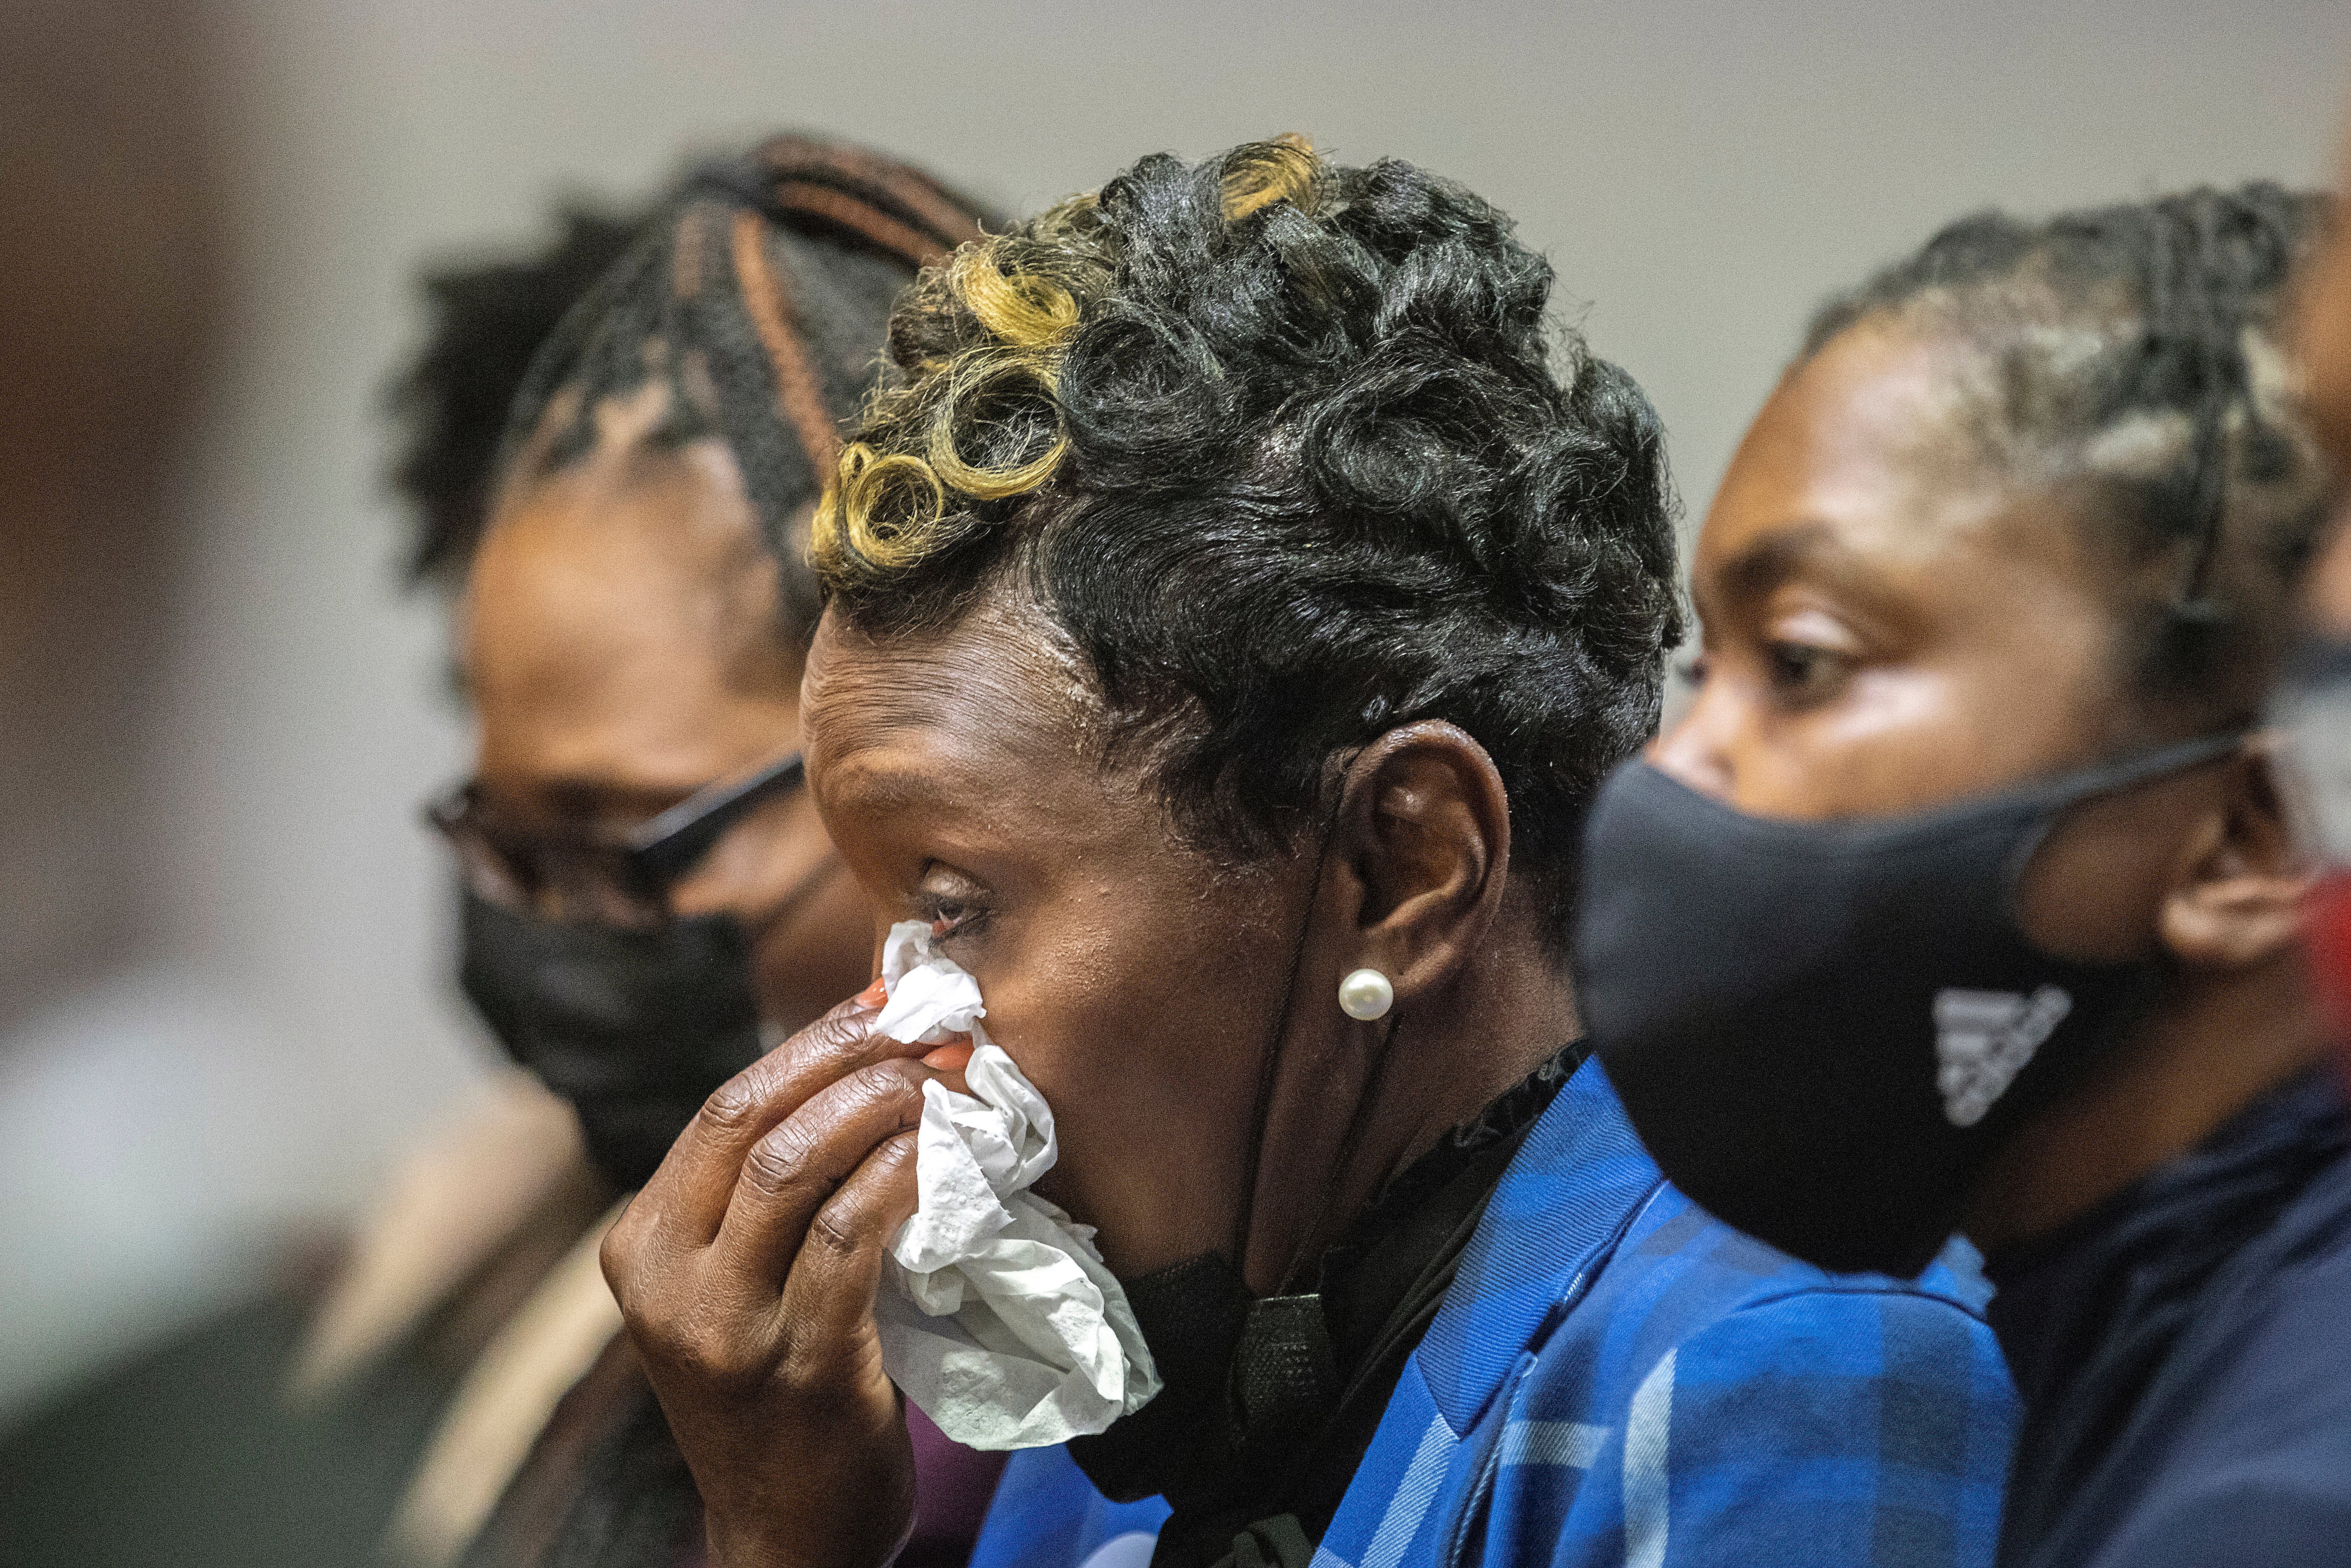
856,977,888,1008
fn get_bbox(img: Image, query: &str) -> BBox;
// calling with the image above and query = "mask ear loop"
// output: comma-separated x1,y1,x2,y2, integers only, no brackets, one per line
1227,783,1349,1284
1996,729,2251,944
1273,1008,1405,1297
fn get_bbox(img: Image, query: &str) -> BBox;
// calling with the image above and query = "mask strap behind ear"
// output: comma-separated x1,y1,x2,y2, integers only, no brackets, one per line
1229,784,1349,1283
2002,730,2254,917
1274,1008,1404,1297
2073,729,2249,799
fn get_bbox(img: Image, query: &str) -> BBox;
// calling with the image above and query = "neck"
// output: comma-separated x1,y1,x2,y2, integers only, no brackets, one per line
1240,919,1576,1294
1374,938,1578,1185
1965,955,2321,1252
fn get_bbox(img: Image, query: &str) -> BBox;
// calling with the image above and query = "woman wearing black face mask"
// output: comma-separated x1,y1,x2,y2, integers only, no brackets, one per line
1576,185,2350,1568
436,141,993,1199
298,138,1006,1568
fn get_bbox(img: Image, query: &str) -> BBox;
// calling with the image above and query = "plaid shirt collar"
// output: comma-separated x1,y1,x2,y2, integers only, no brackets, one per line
1413,1056,1666,1433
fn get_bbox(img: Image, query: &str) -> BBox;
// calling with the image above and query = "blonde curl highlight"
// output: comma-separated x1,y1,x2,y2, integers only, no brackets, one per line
811,141,1325,592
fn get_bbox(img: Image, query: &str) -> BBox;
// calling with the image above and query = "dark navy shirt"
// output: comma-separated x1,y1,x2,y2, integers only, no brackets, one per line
1986,1069,2351,1568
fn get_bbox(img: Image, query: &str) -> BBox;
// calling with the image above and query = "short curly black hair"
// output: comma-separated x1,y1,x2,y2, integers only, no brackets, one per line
814,139,1684,942
1804,183,2334,723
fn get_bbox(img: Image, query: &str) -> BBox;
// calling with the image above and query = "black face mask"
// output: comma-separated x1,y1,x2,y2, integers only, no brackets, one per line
458,886,765,1190
1573,735,2240,1278
1065,1252,1256,1503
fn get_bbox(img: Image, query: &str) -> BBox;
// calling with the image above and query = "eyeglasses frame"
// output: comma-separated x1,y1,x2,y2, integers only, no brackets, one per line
427,750,808,922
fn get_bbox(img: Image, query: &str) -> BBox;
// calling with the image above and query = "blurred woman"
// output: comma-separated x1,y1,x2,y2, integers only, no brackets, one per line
2285,107,2351,1051
316,137,1000,1568
602,139,2017,1568
1573,185,2348,1566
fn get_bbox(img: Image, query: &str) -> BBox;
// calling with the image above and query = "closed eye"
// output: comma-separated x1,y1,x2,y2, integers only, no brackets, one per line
922,898,980,938
913,866,992,942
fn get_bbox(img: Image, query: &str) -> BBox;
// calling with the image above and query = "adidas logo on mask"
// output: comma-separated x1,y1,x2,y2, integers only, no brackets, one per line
1934,986,2073,1128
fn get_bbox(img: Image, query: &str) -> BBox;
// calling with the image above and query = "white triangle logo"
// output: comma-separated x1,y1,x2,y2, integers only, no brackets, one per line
1933,986,2073,1127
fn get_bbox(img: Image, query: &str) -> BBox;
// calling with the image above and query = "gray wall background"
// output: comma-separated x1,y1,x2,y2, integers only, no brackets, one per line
7,0,2349,1410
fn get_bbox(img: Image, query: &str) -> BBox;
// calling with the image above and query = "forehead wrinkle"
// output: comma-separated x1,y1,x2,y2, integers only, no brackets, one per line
811,628,1082,762
804,594,1115,830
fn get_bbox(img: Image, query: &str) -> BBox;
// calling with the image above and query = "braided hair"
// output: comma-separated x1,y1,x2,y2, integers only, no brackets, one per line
401,136,992,653
390,203,649,582
814,139,1683,939
1804,183,2334,721
397,138,992,1568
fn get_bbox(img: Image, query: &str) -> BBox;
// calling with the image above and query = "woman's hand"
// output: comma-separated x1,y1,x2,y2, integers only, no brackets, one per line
600,980,963,1568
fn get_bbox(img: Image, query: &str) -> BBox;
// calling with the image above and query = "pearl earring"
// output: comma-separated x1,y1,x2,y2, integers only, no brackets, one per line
1338,967,1394,1022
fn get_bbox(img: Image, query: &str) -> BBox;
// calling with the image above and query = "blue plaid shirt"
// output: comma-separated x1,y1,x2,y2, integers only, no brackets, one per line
971,1056,2017,1568
1313,1056,2016,1568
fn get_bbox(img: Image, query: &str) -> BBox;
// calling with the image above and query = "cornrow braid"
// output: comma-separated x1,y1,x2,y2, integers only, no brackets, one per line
1804,183,2334,715
479,134,993,646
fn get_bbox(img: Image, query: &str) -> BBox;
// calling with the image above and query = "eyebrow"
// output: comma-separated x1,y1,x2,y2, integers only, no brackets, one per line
819,760,962,817
1713,522,1840,604
1701,521,1903,624
488,775,704,823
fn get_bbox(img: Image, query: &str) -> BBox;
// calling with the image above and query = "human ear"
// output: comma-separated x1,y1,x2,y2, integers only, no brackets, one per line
2160,742,2314,971
1330,721,1512,1006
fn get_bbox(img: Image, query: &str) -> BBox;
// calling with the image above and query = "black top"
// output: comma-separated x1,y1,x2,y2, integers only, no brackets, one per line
1069,1042,1587,1568
1985,1067,2351,1568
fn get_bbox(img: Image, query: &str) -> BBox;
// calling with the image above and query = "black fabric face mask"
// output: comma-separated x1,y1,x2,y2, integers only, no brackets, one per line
458,886,766,1190
1573,735,2240,1278
1065,1252,1256,1503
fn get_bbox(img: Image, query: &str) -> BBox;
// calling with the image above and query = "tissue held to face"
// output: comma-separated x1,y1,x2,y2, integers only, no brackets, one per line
802,600,1318,1283
596,596,1332,1561
598,578,1564,1563
865,920,1161,1448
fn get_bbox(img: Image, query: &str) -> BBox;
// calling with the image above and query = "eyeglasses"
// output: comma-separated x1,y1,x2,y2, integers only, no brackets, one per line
427,751,807,927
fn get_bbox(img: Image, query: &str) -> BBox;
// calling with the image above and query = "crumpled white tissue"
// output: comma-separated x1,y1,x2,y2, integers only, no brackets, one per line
868,921,1161,1449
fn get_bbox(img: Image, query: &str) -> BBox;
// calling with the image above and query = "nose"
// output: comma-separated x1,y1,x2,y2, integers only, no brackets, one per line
1646,681,1738,803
